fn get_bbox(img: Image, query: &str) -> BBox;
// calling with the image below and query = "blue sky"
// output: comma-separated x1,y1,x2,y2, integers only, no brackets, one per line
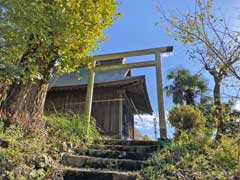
95,0,240,139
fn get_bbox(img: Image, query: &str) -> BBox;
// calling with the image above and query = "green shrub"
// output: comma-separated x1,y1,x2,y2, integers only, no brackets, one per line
0,122,50,179
208,136,239,171
0,122,46,163
44,113,99,144
199,102,240,137
143,132,240,180
0,123,23,162
169,105,206,132
0,113,99,179
143,135,151,141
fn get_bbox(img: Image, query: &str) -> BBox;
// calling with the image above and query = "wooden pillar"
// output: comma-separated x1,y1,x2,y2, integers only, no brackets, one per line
155,52,167,139
119,94,123,139
82,47,173,139
85,60,96,137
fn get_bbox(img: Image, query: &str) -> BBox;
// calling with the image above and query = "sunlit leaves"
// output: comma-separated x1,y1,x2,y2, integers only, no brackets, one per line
144,132,239,179
207,0,213,10
160,0,240,80
0,0,119,82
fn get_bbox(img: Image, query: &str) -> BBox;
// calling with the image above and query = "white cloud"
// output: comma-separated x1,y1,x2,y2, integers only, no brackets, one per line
134,112,175,139
232,101,240,111
161,52,173,58
135,114,160,128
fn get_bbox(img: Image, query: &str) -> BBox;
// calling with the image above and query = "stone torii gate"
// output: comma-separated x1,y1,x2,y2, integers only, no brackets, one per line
85,46,173,139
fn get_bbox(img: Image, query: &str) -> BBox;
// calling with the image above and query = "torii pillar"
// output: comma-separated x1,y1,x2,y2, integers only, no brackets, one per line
85,46,173,139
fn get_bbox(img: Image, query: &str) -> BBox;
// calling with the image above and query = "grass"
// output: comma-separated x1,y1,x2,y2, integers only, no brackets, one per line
0,113,99,179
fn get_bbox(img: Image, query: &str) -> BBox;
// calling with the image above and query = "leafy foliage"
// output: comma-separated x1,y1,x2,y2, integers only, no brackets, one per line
144,100,240,179
142,135,151,141
160,0,240,110
0,113,99,179
45,113,99,144
168,105,206,135
0,0,119,83
165,69,208,105
0,123,50,179
161,0,240,80
199,102,240,137
0,0,119,132
143,132,240,180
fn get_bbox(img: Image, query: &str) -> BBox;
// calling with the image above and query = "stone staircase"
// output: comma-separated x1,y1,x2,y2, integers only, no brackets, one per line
60,139,159,180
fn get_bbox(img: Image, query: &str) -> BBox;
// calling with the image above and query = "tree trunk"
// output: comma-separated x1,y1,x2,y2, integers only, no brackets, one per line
185,90,195,105
1,80,49,131
213,77,224,140
0,34,58,131
213,78,221,106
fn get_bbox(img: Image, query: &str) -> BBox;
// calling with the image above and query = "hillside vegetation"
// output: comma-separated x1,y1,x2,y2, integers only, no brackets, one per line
0,114,98,179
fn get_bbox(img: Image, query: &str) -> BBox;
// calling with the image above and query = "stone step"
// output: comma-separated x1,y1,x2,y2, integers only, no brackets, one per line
97,139,159,146
75,148,152,160
61,154,149,171
63,167,140,180
89,144,159,153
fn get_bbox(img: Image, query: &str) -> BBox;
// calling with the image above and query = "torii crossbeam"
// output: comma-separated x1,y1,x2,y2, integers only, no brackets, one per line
85,46,173,139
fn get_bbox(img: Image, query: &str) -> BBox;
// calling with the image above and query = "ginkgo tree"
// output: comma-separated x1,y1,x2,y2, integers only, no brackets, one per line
0,0,119,130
